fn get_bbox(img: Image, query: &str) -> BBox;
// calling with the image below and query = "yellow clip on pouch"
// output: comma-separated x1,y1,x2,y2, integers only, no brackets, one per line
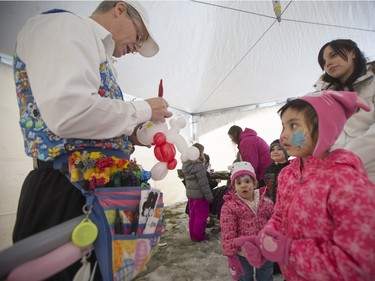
71,218,98,248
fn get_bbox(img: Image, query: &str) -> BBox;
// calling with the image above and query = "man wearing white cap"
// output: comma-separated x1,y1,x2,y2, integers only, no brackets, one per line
13,1,171,280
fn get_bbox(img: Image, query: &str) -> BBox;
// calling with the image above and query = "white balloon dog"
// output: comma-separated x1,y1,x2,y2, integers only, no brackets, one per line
136,117,199,181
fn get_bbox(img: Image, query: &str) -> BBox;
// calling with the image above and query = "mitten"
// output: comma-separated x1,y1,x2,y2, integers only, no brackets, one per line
256,227,292,265
227,255,244,280
233,236,266,268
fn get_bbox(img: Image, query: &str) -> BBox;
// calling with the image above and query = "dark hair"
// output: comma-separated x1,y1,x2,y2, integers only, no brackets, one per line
277,99,319,146
233,151,241,163
228,125,243,144
317,39,367,91
203,153,210,163
193,143,205,161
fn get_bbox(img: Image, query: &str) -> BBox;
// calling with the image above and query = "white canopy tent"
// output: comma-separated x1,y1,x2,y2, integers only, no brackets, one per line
1,1,375,114
0,0,374,249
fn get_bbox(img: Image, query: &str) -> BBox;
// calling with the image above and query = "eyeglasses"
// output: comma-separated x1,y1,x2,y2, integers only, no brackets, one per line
126,11,145,49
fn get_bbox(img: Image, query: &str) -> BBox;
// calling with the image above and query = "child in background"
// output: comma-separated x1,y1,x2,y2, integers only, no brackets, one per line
182,143,213,242
183,153,219,221
204,153,221,228
263,139,289,276
235,90,375,281
264,140,290,204
221,162,274,281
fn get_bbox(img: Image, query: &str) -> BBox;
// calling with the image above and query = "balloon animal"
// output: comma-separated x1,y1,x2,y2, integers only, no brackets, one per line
136,117,199,181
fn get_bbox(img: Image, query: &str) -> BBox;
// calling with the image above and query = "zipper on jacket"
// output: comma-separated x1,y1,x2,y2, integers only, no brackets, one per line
286,174,302,236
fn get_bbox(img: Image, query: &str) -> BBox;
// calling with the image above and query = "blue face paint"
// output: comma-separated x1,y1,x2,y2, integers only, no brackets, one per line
291,130,306,148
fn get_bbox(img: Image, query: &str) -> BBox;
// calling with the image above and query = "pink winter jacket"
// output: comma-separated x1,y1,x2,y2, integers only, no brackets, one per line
220,187,274,256
267,149,375,281
238,128,273,182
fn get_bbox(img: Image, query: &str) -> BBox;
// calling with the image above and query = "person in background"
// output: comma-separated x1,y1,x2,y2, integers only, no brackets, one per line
209,153,242,235
204,153,221,190
221,162,274,281
228,126,272,186
235,90,375,281
263,140,289,204
182,143,213,242
203,153,221,228
234,151,241,163
263,139,289,277
183,153,219,222
203,153,213,173
12,1,172,280
314,39,375,183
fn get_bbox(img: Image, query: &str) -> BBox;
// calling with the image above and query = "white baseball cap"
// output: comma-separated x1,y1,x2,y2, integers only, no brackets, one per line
126,1,159,57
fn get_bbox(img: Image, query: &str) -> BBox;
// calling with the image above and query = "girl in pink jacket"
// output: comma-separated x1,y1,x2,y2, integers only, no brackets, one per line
221,161,274,281
235,90,375,281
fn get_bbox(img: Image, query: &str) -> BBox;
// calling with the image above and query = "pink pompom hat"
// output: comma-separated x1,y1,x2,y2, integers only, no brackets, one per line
299,90,371,157
230,161,257,188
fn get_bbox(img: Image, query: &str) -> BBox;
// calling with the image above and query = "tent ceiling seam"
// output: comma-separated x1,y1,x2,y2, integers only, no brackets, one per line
193,0,293,112
192,98,295,118
190,1,373,114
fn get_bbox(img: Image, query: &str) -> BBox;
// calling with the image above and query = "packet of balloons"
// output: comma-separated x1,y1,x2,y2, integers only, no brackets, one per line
58,150,164,281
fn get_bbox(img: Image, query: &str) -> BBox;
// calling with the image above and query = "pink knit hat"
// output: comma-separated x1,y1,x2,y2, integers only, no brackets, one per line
230,161,257,187
300,90,371,157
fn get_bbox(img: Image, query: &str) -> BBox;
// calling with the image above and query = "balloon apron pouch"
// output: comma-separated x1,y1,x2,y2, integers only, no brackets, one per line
71,184,165,281
60,150,165,281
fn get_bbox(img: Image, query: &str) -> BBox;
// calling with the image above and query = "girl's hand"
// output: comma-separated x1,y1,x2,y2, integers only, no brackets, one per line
256,228,292,265
233,236,266,268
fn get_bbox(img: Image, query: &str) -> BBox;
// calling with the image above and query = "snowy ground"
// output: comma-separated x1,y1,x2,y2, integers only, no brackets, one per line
135,202,284,281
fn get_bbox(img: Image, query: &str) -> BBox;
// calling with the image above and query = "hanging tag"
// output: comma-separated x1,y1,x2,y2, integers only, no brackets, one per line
71,218,98,247
73,255,91,281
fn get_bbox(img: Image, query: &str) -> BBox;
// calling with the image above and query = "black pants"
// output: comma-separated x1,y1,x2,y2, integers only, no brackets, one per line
210,185,228,218
13,167,100,280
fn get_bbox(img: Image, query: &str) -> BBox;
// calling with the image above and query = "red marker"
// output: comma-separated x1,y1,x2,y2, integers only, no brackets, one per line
158,79,163,97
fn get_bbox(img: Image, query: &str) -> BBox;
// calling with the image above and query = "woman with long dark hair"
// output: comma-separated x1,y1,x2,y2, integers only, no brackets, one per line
228,126,272,186
314,39,375,183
